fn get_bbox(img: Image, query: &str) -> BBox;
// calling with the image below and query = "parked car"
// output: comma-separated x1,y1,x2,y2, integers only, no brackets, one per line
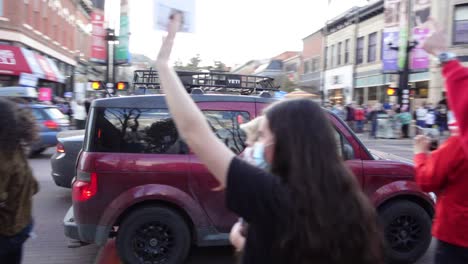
27,104,70,156
51,130,85,188
64,94,434,264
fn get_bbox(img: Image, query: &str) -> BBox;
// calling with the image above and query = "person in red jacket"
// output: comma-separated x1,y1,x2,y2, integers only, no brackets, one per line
413,21,468,264
354,106,365,133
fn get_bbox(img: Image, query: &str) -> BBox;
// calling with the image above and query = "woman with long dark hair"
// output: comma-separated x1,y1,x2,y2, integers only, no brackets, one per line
0,98,39,263
156,15,383,264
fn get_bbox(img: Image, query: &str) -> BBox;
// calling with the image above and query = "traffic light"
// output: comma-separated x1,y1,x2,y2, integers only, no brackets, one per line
115,82,129,91
90,81,102,90
387,87,397,96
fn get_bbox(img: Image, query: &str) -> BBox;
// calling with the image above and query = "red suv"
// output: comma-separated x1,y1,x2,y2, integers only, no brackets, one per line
64,94,434,264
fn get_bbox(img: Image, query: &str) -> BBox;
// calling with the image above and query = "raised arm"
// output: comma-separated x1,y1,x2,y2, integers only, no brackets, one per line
423,21,468,153
155,14,235,187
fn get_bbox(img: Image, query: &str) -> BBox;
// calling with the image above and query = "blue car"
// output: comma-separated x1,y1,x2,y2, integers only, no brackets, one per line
27,104,70,156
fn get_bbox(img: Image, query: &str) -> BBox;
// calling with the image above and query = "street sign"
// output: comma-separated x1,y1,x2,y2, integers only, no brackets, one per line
403,99,409,104
106,82,114,88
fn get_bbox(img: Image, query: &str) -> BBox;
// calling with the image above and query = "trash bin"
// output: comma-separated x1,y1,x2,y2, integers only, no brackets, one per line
376,113,398,138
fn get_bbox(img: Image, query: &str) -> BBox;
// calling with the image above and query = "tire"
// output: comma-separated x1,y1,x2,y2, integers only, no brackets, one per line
116,206,191,264
379,200,432,264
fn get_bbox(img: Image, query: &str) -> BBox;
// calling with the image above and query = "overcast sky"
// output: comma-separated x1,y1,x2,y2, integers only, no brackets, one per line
116,0,370,67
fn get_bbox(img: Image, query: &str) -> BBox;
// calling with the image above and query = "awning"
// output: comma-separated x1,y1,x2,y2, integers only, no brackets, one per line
46,58,65,83
0,44,66,84
0,45,32,76
35,54,58,82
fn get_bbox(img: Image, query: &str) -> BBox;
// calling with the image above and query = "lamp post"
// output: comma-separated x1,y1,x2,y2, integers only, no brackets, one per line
388,40,418,109
105,28,118,86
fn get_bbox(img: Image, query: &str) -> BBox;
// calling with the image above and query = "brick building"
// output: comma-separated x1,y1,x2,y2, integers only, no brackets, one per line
299,29,324,93
0,0,96,97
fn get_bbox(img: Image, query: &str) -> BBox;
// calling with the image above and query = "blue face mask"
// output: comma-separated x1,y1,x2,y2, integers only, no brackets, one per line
252,142,271,170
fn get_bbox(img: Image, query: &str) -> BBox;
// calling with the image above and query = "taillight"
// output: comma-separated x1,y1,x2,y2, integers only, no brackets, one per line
44,120,59,130
56,143,65,153
72,172,98,202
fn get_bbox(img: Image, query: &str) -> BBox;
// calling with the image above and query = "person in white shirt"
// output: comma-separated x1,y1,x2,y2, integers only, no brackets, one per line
415,104,428,128
71,99,87,129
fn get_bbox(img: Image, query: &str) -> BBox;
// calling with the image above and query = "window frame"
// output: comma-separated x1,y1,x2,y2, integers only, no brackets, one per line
356,37,365,65
453,4,468,45
368,32,377,62
344,39,350,64
337,42,342,66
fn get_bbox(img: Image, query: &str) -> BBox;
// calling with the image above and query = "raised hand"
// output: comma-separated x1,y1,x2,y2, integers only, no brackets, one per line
422,19,448,56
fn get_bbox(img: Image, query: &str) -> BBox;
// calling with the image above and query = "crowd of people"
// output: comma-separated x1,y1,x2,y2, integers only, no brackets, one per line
326,100,451,139
0,15,467,264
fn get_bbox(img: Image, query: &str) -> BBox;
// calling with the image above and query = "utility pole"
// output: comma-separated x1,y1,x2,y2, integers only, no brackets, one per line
386,0,416,111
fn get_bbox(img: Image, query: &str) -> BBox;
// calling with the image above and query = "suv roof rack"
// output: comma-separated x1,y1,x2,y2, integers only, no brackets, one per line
132,69,279,95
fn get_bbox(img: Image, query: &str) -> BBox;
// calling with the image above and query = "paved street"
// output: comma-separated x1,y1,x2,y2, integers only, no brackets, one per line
23,137,436,264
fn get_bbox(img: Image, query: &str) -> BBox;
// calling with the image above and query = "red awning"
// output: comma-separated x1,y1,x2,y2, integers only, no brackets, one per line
0,45,33,76
35,54,58,82
0,45,65,83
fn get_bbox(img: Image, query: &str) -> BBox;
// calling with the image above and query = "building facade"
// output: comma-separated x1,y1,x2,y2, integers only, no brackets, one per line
0,0,95,97
429,0,468,105
299,29,324,94
320,0,431,106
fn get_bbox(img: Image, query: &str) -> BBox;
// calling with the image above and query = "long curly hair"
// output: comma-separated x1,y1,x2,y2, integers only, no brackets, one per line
265,99,384,264
0,98,38,155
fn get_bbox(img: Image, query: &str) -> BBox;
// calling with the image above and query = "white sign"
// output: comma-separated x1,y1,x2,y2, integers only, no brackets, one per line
19,73,38,87
106,82,114,88
324,65,354,104
154,0,196,33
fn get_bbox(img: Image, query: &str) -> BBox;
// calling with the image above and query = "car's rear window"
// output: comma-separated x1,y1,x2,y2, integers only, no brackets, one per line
43,108,65,120
90,107,249,155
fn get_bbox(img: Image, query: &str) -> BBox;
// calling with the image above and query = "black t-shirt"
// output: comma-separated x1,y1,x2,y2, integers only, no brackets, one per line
226,157,290,264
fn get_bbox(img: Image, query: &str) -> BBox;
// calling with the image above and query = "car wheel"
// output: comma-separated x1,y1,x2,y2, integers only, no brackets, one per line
116,206,191,264
379,200,432,264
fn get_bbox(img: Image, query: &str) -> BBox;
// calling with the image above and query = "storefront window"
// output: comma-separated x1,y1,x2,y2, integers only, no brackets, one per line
368,86,377,100
354,88,364,105
415,81,429,98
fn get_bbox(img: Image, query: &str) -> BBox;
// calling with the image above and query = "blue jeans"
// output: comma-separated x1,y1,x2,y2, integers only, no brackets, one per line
0,222,33,264
371,121,377,138
356,120,364,133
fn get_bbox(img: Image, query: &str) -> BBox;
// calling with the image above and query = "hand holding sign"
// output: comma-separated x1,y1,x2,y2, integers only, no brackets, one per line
154,0,195,33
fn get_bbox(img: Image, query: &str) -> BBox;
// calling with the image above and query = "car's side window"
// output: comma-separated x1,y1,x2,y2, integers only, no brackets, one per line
32,109,44,120
93,108,187,154
333,129,355,160
203,111,250,155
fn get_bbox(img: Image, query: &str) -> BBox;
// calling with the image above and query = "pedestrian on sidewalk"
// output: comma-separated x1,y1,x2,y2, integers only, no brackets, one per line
415,103,428,128
426,104,436,128
0,98,39,264
71,99,87,130
436,104,448,136
345,103,356,131
156,14,384,264
397,109,412,138
354,105,365,133
419,19,468,264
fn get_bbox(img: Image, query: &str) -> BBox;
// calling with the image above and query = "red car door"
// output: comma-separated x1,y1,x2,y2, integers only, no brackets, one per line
189,101,256,232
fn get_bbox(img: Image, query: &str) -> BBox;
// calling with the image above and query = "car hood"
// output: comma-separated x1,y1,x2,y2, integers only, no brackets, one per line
369,149,414,166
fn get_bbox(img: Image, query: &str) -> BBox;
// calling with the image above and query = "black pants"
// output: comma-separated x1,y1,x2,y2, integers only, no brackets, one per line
0,223,32,264
401,124,409,138
435,240,468,264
